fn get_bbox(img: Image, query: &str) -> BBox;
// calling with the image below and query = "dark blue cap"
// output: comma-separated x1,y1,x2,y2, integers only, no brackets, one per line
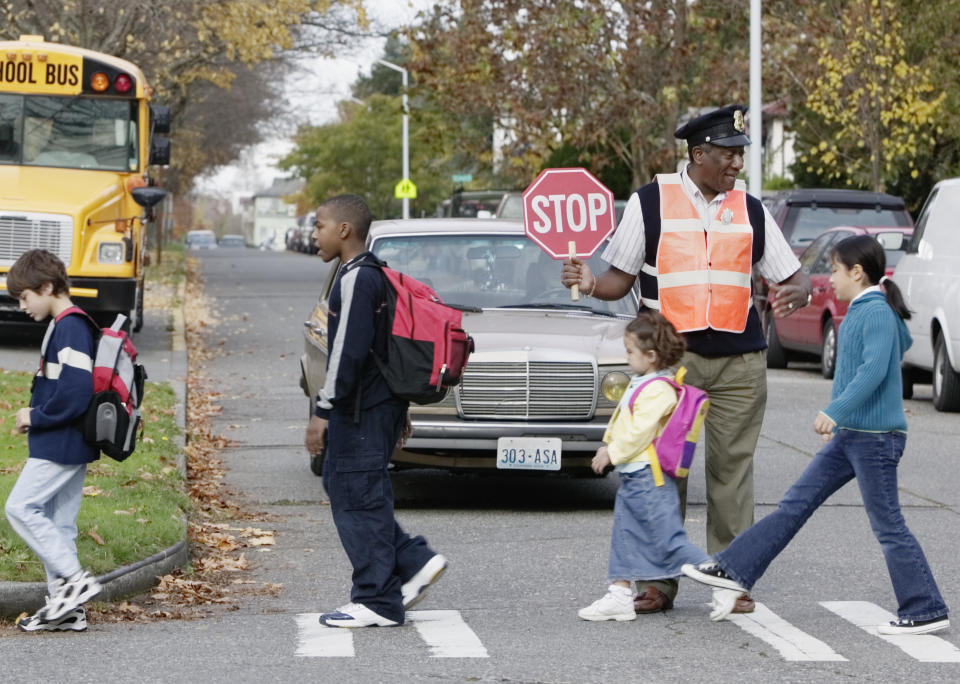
674,105,750,147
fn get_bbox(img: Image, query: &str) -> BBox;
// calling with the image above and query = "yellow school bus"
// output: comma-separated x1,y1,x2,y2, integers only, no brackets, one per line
0,35,170,331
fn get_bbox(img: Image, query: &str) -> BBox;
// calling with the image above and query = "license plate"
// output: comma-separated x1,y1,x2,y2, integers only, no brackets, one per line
496,437,561,471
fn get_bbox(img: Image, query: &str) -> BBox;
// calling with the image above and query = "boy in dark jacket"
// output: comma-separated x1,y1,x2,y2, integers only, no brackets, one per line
5,249,103,632
305,194,446,628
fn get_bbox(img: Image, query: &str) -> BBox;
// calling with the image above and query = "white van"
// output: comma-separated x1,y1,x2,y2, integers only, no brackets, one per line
895,178,960,411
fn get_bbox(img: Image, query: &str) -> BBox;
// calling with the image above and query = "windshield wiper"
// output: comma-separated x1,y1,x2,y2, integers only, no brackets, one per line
444,303,483,313
498,303,618,317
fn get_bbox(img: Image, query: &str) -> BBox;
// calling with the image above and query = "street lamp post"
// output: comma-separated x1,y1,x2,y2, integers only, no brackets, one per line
378,59,410,219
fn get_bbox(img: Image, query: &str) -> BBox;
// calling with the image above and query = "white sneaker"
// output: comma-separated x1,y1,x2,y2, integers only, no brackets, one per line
401,554,448,609
578,586,637,622
18,606,87,632
877,616,949,635
709,587,743,622
319,602,399,628
43,570,102,621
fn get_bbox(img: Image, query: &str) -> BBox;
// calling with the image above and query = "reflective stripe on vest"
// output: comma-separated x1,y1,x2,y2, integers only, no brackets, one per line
653,173,753,333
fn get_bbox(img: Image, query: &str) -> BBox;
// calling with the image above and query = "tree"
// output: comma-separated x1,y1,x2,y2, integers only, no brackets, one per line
796,0,944,193
1,0,370,191
406,0,750,189
280,94,460,218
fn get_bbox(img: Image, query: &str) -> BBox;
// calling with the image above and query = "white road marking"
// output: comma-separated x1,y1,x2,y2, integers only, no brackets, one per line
294,613,355,657
408,610,489,658
821,601,960,662
725,601,847,661
294,610,487,658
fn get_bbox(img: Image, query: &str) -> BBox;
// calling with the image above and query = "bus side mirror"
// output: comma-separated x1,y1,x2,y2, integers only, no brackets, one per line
132,187,167,209
149,138,170,166
151,105,171,135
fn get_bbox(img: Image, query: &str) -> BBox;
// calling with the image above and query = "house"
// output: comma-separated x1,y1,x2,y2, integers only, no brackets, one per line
251,177,304,250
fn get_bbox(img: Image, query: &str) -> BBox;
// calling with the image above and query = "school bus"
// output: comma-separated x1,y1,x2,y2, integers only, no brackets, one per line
0,35,170,331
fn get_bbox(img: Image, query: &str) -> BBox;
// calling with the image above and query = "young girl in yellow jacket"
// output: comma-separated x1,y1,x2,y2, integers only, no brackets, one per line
579,310,710,621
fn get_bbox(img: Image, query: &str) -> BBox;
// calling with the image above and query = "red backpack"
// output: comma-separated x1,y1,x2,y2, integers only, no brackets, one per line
53,307,147,461
627,367,709,485
360,262,475,405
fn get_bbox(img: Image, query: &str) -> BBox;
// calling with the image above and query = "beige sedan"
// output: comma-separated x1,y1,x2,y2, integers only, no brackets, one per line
300,219,637,475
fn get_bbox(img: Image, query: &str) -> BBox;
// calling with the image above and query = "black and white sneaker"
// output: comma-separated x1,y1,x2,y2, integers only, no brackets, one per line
681,561,746,592
877,616,949,635
43,570,102,621
18,606,87,632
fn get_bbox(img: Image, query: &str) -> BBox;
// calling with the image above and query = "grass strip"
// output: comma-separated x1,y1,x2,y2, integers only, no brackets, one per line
0,369,190,582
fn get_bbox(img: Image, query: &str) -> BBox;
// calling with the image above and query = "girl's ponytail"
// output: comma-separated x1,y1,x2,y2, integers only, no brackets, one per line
880,276,912,321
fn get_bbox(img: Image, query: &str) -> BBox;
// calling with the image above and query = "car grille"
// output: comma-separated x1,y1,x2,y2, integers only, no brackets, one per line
0,213,74,267
458,361,596,419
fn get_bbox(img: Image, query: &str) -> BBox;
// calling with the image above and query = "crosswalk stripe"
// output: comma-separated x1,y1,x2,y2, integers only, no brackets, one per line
294,613,354,657
821,601,960,662
725,601,847,661
408,610,489,658
293,610,487,658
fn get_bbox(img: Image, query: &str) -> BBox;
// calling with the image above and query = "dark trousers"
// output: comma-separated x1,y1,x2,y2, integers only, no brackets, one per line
323,398,435,623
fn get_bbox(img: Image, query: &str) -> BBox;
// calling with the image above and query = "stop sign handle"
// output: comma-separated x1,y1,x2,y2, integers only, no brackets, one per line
568,241,579,301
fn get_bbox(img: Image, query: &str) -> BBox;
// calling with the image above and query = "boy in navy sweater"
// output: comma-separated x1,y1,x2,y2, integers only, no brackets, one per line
5,249,102,632
304,194,446,628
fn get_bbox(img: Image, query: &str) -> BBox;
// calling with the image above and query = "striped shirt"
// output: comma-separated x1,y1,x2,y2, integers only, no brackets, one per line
601,165,799,284
30,313,98,465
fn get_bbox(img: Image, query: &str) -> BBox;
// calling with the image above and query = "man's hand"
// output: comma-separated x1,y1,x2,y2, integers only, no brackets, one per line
561,256,595,295
305,415,328,454
770,269,813,318
591,446,612,475
15,407,30,433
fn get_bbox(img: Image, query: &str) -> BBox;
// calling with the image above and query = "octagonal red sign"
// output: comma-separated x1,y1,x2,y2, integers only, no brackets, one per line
521,167,616,259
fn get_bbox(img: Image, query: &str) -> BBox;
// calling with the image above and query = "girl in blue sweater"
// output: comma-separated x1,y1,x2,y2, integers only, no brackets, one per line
683,235,949,634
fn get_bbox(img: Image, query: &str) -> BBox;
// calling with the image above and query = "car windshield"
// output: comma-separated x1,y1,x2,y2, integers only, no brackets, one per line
371,233,636,315
787,206,907,248
0,93,138,171
187,232,216,246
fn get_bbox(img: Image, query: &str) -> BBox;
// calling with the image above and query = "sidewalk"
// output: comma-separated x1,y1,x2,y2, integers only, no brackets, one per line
0,295,189,618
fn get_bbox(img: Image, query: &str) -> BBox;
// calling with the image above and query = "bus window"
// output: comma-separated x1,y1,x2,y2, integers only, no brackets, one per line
19,96,138,171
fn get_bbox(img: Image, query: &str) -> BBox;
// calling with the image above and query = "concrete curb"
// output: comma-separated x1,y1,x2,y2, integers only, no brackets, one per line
0,284,189,619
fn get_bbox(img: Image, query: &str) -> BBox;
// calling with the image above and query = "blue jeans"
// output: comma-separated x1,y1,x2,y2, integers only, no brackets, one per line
322,398,436,624
716,430,948,622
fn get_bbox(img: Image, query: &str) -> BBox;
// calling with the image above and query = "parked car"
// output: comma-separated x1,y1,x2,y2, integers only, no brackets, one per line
766,226,913,378
300,218,638,475
757,188,913,355
185,229,217,250
894,178,960,411
436,191,511,218
219,234,246,248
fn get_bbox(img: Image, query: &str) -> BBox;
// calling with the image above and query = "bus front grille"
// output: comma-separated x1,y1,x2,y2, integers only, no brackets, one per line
0,213,74,268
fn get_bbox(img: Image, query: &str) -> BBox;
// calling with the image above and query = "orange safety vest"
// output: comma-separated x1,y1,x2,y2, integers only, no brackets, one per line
653,173,753,333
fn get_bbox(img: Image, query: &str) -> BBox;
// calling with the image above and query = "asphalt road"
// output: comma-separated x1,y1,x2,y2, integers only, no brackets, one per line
1,246,959,683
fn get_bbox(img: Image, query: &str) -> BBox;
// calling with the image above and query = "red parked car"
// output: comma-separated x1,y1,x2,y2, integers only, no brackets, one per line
766,226,914,378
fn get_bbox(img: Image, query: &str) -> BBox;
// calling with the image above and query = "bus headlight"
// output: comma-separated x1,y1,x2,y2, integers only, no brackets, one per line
98,242,125,264
601,370,631,402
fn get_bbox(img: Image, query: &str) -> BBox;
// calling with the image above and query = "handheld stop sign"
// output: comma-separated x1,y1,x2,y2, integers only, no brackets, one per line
521,168,617,300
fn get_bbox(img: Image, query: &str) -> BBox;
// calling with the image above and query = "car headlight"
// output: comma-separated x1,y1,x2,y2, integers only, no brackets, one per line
601,370,631,402
98,242,124,264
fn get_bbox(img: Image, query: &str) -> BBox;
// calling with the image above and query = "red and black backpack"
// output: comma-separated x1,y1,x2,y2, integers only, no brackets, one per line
358,262,475,405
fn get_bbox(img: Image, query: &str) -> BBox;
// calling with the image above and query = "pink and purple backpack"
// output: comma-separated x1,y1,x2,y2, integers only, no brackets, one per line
628,368,709,484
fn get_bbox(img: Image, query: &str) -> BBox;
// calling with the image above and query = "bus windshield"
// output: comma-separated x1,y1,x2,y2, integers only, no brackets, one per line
0,94,138,171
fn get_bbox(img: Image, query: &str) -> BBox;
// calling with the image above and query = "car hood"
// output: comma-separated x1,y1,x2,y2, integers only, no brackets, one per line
461,308,628,363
